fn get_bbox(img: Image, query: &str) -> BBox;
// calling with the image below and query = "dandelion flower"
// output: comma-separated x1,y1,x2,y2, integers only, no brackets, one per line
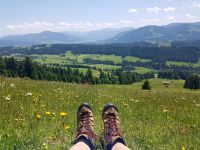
64,125,70,131
45,112,51,115
43,143,48,149
60,112,67,117
182,145,186,150
36,114,41,120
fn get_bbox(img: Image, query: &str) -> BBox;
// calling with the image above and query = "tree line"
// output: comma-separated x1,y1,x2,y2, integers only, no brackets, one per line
184,75,200,90
0,57,154,84
1,42,200,63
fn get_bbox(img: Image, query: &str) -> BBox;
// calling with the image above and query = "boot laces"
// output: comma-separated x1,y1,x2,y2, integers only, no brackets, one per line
105,112,121,137
77,111,97,139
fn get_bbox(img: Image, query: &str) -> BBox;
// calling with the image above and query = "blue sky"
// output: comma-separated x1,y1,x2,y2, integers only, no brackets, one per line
0,0,199,36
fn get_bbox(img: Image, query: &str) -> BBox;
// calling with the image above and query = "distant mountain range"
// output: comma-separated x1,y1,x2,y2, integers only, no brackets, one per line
0,22,200,46
0,28,132,47
107,22,200,43
0,31,83,46
64,27,132,42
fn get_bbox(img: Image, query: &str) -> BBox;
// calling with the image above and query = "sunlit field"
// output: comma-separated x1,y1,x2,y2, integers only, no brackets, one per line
0,77,200,149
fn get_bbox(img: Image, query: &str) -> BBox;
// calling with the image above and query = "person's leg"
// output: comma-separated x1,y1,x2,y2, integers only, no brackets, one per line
69,102,97,150
69,141,90,150
112,143,131,150
102,103,131,150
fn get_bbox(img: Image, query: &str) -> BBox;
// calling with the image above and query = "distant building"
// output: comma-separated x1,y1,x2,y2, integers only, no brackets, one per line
154,73,158,79
163,81,171,87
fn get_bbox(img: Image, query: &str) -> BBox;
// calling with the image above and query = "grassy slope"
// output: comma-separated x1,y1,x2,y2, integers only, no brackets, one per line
124,56,151,63
0,77,200,149
166,61,200,67
133,67,154,74
9,53,155,73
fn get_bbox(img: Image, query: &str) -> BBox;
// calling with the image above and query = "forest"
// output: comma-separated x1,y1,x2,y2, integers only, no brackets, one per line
0,57,154,84
0,42,200,63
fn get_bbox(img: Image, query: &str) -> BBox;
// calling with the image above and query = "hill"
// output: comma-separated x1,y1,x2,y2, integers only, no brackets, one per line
64,28,133,42
1,22,200,46
107,22,200,43
0,77,199,149
0,28,132,47
0,31,84,46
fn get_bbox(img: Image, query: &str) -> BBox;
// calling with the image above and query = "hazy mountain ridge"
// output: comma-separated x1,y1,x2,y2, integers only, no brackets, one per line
0,31,84,46
0,28,132,47
107,22,200,43
64,28,133,42
1,22,200,46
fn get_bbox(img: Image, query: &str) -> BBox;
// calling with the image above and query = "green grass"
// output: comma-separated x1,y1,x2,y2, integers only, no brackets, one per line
124,56,151,63
0,77,200,149
77,68,99,77
10,52,152,65
133,67,154,74
76,54,122,64
166,61,200,67
32,54,71,65
84,64,121,71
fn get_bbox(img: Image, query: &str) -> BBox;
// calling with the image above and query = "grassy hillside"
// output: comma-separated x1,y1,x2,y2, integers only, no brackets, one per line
166,61,200,67
0,77,200,149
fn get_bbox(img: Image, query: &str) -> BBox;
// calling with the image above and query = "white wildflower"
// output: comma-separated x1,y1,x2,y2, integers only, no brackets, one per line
5,95,11,101
26,92,33,96
10,83,15,87
196,104,200,107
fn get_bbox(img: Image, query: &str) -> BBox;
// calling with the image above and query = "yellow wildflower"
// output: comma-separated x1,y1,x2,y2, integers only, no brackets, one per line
43,143,48,149
64,125,70,131
60,112,67,117
45,111,51,115
182,145,186,150
36,114,41,120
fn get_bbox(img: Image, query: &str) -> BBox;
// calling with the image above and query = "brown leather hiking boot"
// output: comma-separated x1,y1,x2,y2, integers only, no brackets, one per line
102,103,126,150
73,102,97,150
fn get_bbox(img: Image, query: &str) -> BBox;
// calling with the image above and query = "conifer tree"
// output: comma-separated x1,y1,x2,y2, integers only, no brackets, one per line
142,80,151,90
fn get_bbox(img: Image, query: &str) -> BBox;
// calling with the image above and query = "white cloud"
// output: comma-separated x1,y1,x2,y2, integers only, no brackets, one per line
164,7,176,12
1,21,124,36
5,22,54,31
120,20,134,24
192,2,200,8
57,21,96,30
165,15,176,21
96,22,118,28
185,14,196,19
129,8,138,13
147,7,161,13
140,18,160,23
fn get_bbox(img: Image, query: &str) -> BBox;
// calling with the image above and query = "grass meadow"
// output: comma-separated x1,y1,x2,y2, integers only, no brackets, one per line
166,61,200,68
0,77,200,149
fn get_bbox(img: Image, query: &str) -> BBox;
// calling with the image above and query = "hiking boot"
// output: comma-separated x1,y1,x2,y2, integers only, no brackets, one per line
102,103,126,150
73,102,97,150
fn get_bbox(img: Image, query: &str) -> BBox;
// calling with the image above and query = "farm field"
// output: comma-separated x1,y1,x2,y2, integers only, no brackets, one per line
133,67,154,74
124,56,151,63
8,52,156,75
166,61,200,67
0,77,200,149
